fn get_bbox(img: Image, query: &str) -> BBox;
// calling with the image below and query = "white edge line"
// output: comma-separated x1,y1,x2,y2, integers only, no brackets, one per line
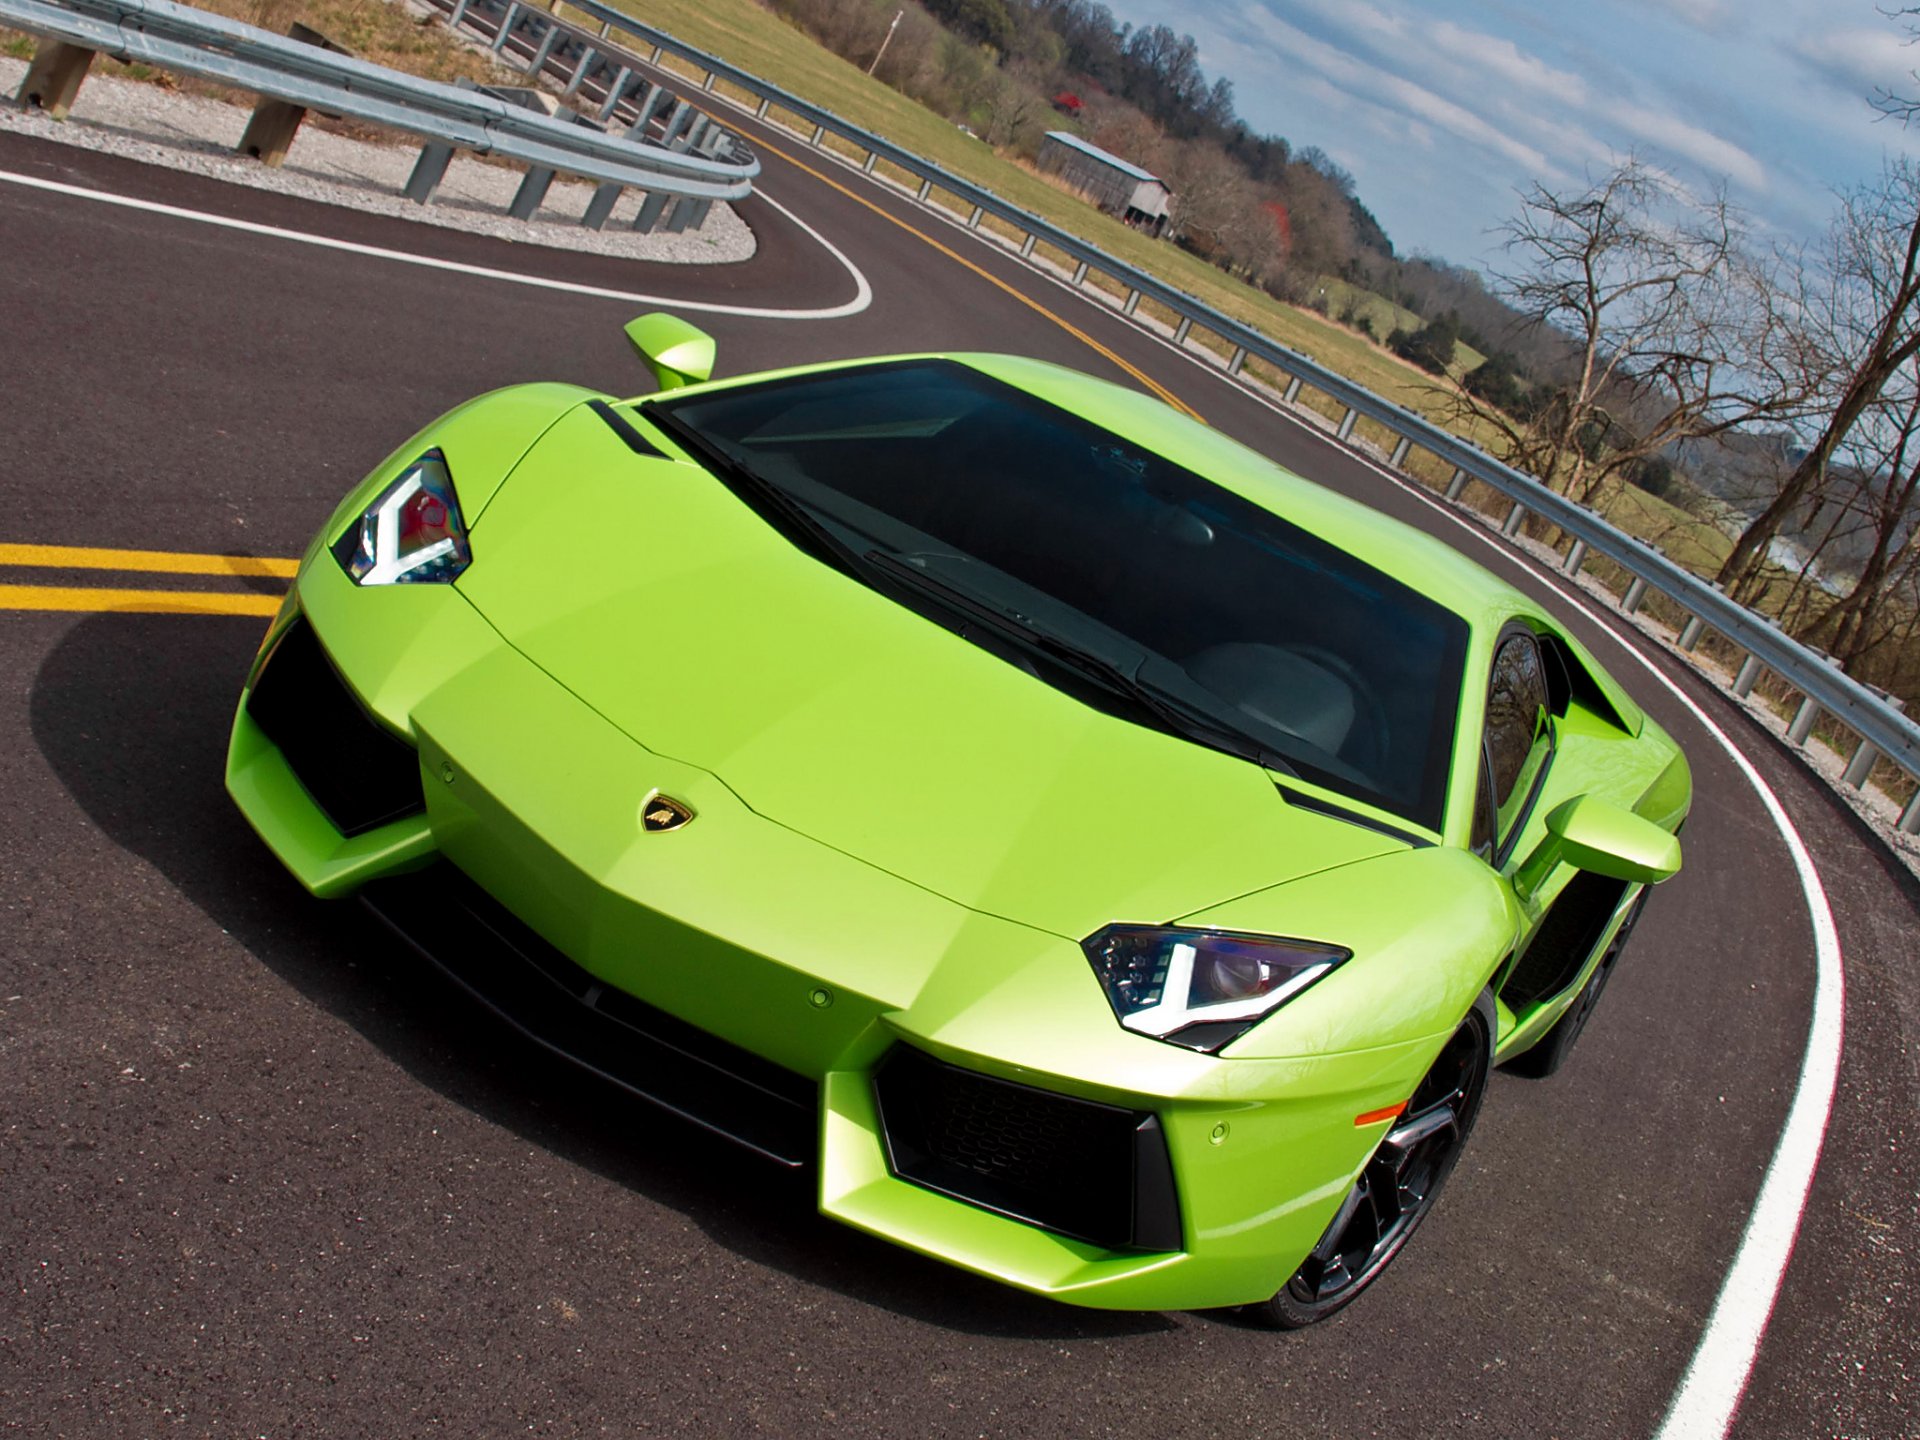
1261,394,1843,1440
0,167,872,319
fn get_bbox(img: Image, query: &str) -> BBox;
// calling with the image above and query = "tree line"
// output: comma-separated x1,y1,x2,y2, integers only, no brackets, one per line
769,0,1394,295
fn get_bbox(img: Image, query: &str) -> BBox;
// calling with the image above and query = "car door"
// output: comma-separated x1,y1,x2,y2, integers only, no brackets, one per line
1472,624,1633,1014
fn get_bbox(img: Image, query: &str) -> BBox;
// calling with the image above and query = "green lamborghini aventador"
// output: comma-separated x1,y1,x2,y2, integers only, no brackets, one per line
227,314,1688,1326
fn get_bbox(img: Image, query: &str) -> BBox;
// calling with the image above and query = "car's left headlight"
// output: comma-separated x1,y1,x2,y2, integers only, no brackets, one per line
1083,925,1349,1053
331,449,471,585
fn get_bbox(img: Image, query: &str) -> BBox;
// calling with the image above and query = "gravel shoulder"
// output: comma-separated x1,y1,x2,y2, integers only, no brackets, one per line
0,54,755,264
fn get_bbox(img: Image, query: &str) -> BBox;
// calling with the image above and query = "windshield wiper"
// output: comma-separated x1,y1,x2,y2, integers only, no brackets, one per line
863,550,1298,777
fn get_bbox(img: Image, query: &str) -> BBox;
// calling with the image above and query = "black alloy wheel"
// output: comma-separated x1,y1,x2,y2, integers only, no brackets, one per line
1243,990,1495,1329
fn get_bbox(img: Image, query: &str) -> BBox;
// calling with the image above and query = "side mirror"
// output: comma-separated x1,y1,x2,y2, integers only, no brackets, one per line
624,312,716,392
1513,795,1681,900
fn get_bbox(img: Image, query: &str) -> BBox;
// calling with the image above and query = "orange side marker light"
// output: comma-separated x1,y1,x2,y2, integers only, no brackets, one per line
1354,1101,1409,1127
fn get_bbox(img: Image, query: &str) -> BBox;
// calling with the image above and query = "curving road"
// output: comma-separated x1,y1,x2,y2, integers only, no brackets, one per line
0,92,1914,1440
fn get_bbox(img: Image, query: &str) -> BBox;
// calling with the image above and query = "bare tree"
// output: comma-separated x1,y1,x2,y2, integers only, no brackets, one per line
1446,158,1801,507
1790,357,1920,668
1716,161,1920,595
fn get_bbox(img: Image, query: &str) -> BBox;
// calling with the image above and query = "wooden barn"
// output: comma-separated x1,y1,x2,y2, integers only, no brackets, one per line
1036,131,1173,235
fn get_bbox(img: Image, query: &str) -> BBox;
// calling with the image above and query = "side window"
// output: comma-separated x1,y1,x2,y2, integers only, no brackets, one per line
1485,629,1553,857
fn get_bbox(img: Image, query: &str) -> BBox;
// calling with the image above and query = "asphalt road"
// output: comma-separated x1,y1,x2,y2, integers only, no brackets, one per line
0,97,1914,1440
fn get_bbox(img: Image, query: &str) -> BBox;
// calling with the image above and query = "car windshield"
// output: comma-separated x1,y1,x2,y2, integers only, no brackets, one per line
650,360,1468,829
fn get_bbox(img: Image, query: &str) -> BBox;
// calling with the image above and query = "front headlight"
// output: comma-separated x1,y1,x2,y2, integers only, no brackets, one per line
331,449,471,585
1083,925,1348,1053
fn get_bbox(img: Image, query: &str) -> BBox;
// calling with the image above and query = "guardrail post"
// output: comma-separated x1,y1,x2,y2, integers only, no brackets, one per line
598,67,633,120
916,178,933,201
1229,347,1248,376
663,197,693,233
1123,289,1143,316
598,20,611,38
562,48,598,98
1621,577,1647,615
1501,502,1526,537
702,71,718,92
1336,407,1358,441
492,2,521,51
662,101,698,146
510,164,558,220
756,96,772,118
405,141,456,204
967,205,984,229
1445,467,1468,500
17,40,95,120
1563,539,1587,576
1388,436,1412,469
1283,375,1303,405
526,22,563,79
623,81,662,132
1173,317,1192,346
863,152,879,173
1677,616,1707,650
450,0,471,27
1899,791,1920,833
633,189,670,232
810,123,825,146
1071,260,1090,286
237,22,354,167
1787,696,1821,746
1733,654,1764,697
642,85,677,129
1843,737,1882,789
583,179,622,229
1020,234,1038,258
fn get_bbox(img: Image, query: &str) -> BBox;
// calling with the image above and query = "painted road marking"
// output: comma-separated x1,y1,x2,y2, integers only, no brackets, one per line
0,583,282,616
0,542,299,577
0,168,874,320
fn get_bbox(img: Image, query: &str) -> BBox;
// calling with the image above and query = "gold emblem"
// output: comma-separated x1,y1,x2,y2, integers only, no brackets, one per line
641,792,694,833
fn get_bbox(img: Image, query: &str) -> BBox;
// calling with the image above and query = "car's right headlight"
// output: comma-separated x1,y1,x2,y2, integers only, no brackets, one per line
330,449,471,586
1083,925,1349,1053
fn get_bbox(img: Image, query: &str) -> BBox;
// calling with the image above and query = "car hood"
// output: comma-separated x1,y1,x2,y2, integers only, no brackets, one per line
455,407,1402,938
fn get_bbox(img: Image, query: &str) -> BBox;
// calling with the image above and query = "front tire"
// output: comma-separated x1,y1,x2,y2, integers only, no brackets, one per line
1242,989,1495,1329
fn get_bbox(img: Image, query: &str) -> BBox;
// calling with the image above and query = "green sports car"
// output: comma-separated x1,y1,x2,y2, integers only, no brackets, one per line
227,314,1688,1326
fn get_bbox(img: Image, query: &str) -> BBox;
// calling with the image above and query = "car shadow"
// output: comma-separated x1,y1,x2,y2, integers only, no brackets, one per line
27,610,1177,1341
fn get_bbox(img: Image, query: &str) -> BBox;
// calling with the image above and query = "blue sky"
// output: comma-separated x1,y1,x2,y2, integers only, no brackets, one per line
1097,0,1920,265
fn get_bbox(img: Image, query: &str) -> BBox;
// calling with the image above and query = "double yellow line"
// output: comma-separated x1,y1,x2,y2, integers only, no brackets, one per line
0,543,296,616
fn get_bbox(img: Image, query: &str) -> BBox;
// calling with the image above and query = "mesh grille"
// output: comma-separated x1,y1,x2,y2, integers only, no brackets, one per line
1504,870,1629,1008
246,617,423,837
873,1047,1178,1251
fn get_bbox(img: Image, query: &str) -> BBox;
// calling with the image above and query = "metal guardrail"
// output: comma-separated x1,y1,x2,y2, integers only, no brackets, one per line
2,0,758,226
465,0,1920,831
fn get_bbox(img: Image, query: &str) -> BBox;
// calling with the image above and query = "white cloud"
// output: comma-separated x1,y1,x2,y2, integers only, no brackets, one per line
1597,97,1769,190
1423,19,1590,104
1228,4,1563,176
1792,27,1920,98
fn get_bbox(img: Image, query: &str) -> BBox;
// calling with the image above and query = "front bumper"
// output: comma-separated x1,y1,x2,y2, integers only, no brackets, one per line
225,568,1445,1312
